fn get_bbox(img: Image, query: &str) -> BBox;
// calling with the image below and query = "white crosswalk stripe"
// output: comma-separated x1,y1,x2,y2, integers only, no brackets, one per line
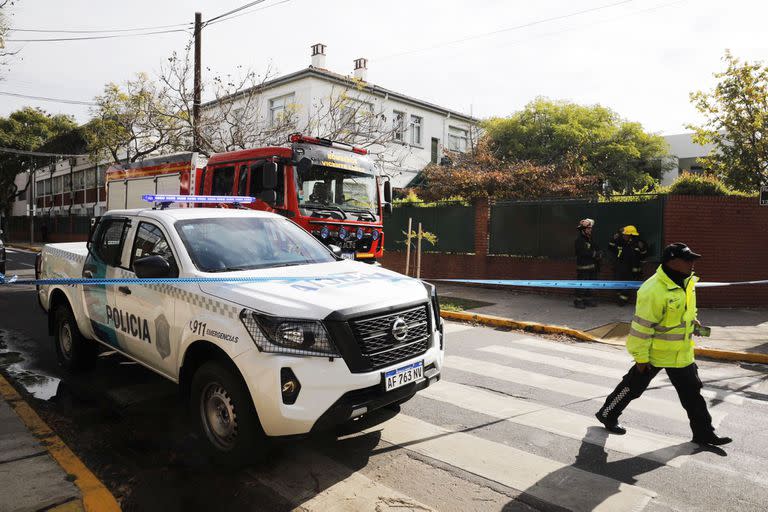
354,413,656,512
419,380,695,467
445,355,729,426
479,344,746,405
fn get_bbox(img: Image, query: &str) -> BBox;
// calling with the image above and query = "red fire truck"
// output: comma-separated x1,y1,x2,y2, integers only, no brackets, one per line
106,135,392,262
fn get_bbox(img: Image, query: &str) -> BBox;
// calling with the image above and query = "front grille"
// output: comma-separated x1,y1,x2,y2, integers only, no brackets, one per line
349,305,430,370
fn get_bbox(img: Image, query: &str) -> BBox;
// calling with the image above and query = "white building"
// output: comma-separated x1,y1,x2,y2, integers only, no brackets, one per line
202,43,477,188
661,132,716,186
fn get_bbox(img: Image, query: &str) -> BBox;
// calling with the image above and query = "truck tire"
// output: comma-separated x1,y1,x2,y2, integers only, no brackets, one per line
54,304,97,372
191,360,267,465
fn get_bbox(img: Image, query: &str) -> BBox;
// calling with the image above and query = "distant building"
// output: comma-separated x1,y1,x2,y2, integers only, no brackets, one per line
203,43,477,188
661,132,716,186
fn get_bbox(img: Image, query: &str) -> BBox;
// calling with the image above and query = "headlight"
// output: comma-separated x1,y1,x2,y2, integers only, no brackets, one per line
338,227,348,240
371,230,379,241
240,309,340,357
356,227,364,240
320,226,330,239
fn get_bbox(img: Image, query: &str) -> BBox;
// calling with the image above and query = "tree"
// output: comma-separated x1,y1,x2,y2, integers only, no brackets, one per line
689,51,768,192
0,107,77,215
86,72,187,163
416,138,599,202
483,98,669,192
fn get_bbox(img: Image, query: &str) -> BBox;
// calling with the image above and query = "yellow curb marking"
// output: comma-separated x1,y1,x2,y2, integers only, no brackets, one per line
0,374,121,512
440,310,768,364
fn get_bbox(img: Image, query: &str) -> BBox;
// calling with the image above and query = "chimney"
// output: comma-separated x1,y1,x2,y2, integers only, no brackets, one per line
353,58,368,81
311,43,326,68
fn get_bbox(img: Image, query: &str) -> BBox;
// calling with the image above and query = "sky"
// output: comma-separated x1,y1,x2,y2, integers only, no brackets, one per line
1,0,767,135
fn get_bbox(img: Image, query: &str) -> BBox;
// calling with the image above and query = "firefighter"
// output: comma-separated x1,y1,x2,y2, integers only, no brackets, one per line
574,218,601,309
594,243,732,447
608,225,648,306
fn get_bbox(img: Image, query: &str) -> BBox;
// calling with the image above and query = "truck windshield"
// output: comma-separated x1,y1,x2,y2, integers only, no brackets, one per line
297,166,377,213
175,217,337,272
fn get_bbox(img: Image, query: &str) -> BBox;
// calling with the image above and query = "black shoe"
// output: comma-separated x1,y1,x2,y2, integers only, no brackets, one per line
692,434,732,446
595,412,627,435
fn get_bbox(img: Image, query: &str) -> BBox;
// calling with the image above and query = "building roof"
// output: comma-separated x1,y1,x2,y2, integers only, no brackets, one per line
202,66,478,123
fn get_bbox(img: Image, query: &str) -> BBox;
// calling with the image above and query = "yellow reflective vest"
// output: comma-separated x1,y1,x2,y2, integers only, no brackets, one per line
626,265,698,368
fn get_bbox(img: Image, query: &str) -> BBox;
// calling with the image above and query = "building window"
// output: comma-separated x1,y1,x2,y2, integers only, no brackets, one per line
448,126,469,152
53,176,62,195
63,173,72,193
85,168,96,188
97,168,105,187
393,111,405,142
341,99,374,134
73,171,84,190
431,138,440,164
410,115,422,146
269,93,295,126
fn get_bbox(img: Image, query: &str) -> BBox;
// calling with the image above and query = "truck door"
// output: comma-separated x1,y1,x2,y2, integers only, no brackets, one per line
118,220,179,375
83,216,130,350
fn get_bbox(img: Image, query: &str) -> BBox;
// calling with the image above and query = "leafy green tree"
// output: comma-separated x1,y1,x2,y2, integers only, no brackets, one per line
0,107,77,215
86,72,188,163
483,98,669,192
689,51,768,192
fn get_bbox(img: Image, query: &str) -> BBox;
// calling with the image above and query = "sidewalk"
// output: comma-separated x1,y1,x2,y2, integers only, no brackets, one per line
435,282,768,356
0,374,120,512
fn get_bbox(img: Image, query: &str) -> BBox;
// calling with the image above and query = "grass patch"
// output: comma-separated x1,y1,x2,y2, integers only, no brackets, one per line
440,297,493,312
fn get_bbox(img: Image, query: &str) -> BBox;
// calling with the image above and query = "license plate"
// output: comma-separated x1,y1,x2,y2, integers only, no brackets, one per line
384,361,424,392
341,251,355,260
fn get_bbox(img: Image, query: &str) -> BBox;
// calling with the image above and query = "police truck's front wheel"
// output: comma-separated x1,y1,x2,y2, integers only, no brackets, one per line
54,304,97,372
191,361,266,465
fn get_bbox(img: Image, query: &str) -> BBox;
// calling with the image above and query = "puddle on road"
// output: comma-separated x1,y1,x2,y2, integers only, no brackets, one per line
0,328,61,400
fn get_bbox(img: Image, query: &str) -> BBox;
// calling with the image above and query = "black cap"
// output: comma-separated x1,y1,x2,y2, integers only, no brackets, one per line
662,242,702,263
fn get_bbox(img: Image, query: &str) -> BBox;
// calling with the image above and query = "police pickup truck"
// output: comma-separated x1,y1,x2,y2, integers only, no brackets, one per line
36,199,443,460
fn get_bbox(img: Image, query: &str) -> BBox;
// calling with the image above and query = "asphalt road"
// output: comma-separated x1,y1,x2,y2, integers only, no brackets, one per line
1,284,768,511
4,247,37,272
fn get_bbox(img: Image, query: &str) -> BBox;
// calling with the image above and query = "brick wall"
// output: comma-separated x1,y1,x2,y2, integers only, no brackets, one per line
381,195,768,308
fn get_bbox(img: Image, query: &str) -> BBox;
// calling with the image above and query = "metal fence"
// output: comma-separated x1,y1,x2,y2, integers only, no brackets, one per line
383,202,475,253
489,196,665,260
3,215,91,243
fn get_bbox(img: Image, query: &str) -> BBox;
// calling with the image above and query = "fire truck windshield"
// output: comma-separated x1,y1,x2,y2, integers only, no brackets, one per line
297,165,377,214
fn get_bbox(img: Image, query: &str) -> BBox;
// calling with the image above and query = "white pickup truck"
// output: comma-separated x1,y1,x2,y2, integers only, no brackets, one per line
36,206,443,460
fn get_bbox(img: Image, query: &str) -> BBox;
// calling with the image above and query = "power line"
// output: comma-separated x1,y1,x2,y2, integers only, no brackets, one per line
0,91,96,106
0,147,88,158
206,0,292,26
6,27,190,43
375,0,635,61
9,22,192,34
205,0,270,25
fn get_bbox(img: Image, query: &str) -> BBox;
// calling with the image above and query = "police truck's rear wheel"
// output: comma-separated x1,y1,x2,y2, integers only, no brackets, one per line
191,361,266,464
54,304,97,372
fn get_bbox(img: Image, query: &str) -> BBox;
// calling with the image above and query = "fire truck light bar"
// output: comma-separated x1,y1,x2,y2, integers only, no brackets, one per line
142,194,256,204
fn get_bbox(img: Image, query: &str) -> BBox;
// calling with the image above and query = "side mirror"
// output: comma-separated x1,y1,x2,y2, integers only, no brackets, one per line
383,180,392,203
328,244,343,259
134,255,172,279
260,190,277,205
261,162,279,190
384,202,393,215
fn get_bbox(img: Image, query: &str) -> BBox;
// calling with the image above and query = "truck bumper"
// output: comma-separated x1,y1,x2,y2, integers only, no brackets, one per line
234,331,444,437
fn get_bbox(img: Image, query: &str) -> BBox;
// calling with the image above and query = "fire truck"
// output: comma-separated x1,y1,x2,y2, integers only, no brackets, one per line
105,135,392,262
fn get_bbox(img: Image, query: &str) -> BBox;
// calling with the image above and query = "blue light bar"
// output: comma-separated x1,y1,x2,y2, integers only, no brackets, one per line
142,194,256,204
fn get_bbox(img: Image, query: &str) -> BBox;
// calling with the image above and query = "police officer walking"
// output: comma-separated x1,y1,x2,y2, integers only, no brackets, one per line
595,243,732,446
608,225,648,306
574,218,601,309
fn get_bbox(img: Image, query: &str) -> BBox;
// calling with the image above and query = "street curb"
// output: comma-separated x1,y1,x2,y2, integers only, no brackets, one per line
440,310,768,365
7,244,42,253
0,373,121,512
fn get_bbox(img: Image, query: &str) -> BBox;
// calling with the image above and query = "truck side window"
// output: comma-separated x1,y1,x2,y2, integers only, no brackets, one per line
237,165,248,196
94,218,128,266
250,162,285,206
211,166,235,196
131,222,179,277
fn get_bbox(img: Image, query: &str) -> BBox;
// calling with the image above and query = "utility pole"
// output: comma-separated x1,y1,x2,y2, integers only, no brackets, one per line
193,12,202,153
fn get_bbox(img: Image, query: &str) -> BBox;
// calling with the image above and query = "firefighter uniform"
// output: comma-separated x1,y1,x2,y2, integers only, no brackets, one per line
574,219,600,309
608,225,648,305
595,244,731,445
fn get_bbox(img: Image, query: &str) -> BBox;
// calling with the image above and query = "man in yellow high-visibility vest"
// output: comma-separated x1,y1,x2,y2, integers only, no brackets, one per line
595,242,732,446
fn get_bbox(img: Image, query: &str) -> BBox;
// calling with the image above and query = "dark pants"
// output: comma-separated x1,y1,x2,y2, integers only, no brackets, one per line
615,267,635,304
597,363,714,438
575,269,597,305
